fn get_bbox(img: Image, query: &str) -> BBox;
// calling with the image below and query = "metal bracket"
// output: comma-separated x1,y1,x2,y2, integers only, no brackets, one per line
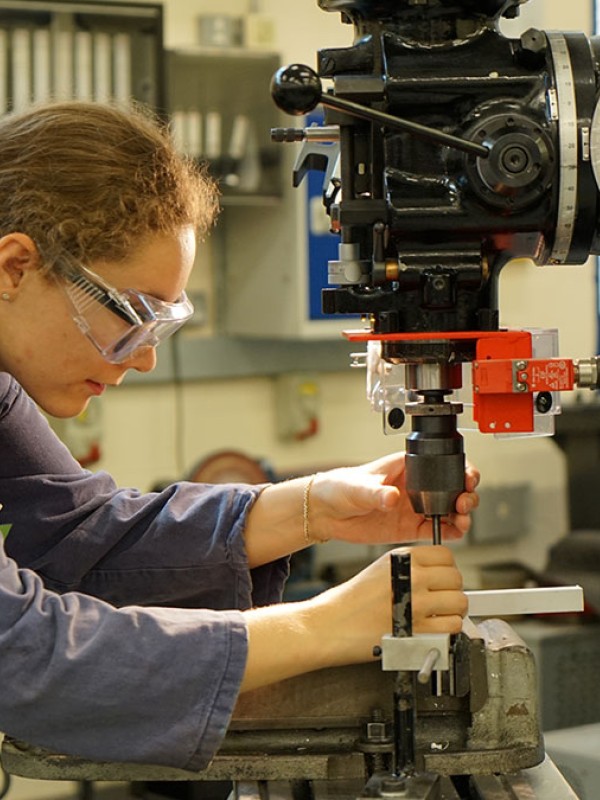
380,633,450,673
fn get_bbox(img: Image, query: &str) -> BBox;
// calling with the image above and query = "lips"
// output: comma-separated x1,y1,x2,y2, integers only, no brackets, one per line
85,380,106,396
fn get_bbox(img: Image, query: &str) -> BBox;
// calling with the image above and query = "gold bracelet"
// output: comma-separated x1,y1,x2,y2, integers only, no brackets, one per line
303,473,316,545
302,473,330,545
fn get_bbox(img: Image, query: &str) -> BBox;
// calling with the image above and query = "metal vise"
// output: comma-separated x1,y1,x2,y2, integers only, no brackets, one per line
3,618,560,799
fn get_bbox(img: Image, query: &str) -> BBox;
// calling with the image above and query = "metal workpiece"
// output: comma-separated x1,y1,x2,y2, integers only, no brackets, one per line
466,585,584,618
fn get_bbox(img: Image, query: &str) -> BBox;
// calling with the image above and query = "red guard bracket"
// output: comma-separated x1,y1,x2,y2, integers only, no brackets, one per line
472,330,533,433
343,328,577,434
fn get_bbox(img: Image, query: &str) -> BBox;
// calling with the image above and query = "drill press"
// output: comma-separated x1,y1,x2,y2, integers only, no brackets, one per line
0,2,593,798
271,0,600,543
269,0,598,794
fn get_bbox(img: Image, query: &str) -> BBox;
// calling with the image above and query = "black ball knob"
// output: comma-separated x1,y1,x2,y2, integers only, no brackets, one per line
271,64,322,116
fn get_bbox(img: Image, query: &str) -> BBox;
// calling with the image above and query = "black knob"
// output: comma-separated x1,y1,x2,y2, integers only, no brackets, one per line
271,64,322,116
517,28,547,70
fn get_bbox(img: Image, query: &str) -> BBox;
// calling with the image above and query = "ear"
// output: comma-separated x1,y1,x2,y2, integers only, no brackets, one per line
0,233,40,297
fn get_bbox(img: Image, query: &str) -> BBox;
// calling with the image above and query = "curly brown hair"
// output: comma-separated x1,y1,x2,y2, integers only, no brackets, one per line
0,101,219,273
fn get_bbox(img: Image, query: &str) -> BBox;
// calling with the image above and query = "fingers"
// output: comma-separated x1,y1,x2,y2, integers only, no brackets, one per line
464,464,481,493
455,490,479,516
413,565,463,592
366,452,407,482
412,585,467,634
415,614,464,635
403,543,455,567
456,464,481,515
405,545,468,634
314,467,401,515
444,464,480,518
415,587,468,615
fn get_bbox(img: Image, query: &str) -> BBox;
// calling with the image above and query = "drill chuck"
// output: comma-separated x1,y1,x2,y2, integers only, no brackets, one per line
404,401,465,518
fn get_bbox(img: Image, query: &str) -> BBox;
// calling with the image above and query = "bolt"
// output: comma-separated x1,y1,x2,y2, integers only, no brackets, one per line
365,720,390,743
535,391,553,414
387,407,405,430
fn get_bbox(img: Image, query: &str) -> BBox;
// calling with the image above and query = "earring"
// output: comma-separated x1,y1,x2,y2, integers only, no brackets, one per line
1,292,10,301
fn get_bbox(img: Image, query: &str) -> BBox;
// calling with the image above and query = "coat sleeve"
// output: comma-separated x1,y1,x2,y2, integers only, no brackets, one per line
0,540,248,770
0,374,289,609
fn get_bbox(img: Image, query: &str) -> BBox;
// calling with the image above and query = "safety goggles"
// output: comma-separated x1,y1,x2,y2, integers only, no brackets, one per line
59,265,194,364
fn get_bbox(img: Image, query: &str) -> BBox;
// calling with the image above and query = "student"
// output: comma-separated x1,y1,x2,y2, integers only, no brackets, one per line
0,101,478,771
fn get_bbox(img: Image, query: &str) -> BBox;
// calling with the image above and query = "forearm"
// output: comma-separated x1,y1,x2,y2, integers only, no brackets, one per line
240,556,390,693
240,599,324,691
244,478,315,568
240,588,363,692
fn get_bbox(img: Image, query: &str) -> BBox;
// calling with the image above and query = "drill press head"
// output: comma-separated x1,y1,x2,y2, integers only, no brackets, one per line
272,0,600,523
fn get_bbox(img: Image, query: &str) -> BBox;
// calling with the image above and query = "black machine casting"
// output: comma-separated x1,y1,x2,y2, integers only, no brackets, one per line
271,0,600,537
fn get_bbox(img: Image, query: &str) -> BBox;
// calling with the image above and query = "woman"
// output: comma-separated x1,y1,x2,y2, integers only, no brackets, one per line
0,102,478,771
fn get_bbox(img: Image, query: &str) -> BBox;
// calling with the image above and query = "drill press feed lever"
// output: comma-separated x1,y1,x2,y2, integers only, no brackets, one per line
271,0,600,528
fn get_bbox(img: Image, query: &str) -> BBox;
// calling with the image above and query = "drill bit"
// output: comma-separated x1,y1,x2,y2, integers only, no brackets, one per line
432,515,442,545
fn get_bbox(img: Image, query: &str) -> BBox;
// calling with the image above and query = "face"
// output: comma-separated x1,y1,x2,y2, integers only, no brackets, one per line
0,227,196,418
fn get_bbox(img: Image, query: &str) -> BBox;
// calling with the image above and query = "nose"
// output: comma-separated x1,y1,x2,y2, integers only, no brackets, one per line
124,345,157,373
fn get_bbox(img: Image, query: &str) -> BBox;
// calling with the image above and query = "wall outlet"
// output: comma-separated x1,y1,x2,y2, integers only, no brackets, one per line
274,372,320,441
469,483,532,544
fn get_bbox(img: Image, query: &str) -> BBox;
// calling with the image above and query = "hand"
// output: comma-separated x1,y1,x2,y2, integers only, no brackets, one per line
307,453,480,545
312,545,467,666
241,544,467,691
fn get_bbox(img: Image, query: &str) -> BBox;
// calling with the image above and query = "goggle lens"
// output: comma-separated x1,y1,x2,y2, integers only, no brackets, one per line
60,267,194,364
